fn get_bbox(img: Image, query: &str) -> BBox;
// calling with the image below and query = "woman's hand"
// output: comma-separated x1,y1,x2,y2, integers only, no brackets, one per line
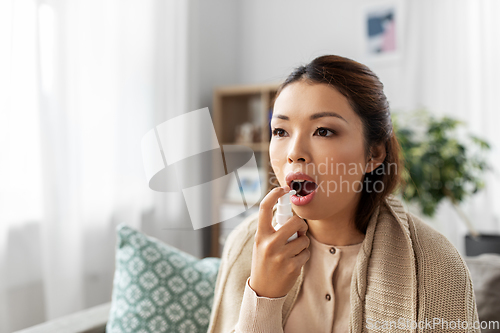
249,186,311,298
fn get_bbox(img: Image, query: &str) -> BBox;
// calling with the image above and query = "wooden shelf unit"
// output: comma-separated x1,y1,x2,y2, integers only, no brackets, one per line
210,82,281,257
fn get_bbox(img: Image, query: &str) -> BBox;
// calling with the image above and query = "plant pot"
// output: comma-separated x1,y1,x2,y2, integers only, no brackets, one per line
465,234,500,256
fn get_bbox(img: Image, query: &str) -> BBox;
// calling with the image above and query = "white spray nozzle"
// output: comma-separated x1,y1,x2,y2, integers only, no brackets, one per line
278,189,296,205
274,189,298,242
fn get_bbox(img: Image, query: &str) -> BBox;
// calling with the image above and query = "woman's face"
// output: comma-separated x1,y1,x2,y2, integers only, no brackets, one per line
270,81,374,220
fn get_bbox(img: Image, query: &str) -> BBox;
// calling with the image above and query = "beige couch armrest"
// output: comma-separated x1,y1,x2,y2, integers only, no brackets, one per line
13,302,111,333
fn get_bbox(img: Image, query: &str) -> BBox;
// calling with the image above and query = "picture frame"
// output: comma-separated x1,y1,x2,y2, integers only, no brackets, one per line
360,0,404,66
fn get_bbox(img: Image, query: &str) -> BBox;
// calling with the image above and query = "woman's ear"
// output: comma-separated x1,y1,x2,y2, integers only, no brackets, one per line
365,143,386,174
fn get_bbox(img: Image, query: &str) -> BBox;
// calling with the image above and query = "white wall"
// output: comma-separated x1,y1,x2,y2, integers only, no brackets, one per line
190,0,405,110
236,0,405,111
190,0,241,111
238,0,362,83
190,0,407,115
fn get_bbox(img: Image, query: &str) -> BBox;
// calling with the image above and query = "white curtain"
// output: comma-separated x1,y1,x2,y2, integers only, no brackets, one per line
0,0,203,332
399,0,500,252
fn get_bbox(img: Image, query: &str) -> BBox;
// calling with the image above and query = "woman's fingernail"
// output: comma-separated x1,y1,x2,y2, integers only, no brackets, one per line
284,185,290,192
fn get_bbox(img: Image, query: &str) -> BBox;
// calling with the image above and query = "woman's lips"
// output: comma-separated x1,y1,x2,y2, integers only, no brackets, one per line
285,172,317,188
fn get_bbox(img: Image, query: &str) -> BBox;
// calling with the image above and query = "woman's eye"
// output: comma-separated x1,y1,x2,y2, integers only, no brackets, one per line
272,127,336,138
315,127,336,137
272,128,287,137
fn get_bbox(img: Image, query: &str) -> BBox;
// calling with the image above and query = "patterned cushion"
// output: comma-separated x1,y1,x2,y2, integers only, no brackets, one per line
106,223,221,333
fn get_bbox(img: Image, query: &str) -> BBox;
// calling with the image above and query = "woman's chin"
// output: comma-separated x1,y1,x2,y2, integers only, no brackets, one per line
292,204,323,220
292,195,338,220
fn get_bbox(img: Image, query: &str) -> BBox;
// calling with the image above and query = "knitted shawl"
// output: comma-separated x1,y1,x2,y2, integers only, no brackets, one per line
207,194,480,332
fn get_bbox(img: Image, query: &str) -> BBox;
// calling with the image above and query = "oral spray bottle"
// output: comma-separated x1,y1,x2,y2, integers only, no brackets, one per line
274,190,298,243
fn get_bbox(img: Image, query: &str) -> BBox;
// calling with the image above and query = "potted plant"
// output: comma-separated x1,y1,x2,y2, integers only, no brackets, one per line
392,109,498,256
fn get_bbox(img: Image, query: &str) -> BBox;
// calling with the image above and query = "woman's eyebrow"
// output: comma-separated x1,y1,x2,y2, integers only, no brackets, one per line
272,111,348,123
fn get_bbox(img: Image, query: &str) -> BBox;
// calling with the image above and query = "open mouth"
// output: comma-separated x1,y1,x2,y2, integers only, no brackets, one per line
290,180,318,197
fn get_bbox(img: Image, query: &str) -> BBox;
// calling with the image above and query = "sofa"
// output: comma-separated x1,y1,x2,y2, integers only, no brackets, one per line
14,302,110,333
13,244,500,333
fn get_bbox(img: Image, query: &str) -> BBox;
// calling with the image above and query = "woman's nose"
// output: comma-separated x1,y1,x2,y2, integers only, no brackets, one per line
288,156,306,163
287,138,310,164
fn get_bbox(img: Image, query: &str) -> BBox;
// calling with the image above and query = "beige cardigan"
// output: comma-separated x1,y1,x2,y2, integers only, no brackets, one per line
207,194,480,332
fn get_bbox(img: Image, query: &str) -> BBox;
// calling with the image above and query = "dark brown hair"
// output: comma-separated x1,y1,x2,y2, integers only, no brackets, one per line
269,55,404,233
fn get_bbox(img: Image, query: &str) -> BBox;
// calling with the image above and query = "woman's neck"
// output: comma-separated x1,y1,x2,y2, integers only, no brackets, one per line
304,210,365,246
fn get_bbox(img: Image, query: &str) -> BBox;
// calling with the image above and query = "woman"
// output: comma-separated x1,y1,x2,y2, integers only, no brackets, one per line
207,55,479,332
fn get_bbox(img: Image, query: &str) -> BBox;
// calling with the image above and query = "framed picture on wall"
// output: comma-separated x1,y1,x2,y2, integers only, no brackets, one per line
360,0,404,66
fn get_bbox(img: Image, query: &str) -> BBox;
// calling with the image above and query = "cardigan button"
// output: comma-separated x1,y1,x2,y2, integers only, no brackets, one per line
329,247,336,254
325,294,331,301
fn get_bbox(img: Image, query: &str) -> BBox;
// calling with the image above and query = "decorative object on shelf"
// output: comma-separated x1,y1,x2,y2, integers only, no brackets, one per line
393,109,494,252
252,126,261,143
235,122,258,144
465,235,500,257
